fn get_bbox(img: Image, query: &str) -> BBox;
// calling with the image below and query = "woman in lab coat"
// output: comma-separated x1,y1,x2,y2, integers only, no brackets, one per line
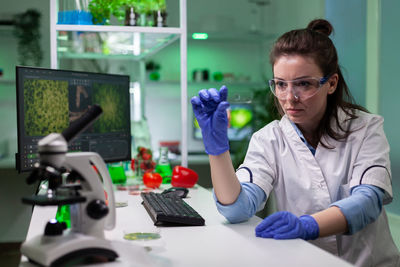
191,19,400,266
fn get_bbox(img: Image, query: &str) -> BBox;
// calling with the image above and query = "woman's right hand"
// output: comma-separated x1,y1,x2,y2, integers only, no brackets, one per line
191,85,230,155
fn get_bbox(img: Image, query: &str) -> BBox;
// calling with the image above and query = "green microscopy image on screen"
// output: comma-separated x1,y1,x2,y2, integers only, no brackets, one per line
24,79,69,136
92,83,129,133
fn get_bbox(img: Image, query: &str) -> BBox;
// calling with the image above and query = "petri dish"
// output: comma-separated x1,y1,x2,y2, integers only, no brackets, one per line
124,232,161,241
122,227,164,249
115,202,128,208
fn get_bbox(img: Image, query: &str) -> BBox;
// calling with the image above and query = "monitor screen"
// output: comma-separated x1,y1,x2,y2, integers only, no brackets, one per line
16,66,131,172
193,103,253,141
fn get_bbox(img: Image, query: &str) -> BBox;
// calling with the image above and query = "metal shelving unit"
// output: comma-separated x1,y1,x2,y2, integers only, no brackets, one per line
49,0,188,167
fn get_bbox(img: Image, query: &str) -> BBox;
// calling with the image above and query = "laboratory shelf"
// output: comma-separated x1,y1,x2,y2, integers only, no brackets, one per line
55,24,184,34
57,31,180,61
50,0,189,167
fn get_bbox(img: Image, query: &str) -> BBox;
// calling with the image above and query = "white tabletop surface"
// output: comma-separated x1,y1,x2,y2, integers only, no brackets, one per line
21,185,353,267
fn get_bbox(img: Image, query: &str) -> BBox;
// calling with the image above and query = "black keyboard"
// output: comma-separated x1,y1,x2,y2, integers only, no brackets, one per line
141,192,205,226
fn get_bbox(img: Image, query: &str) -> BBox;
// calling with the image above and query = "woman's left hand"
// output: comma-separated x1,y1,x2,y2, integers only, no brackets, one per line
255,211,319,240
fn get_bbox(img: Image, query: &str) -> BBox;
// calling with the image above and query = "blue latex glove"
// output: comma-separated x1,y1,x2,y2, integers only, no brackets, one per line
255,211,319,240
191,85,230,155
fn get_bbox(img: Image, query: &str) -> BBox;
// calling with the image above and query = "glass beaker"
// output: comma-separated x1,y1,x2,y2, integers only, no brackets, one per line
108,162,127,184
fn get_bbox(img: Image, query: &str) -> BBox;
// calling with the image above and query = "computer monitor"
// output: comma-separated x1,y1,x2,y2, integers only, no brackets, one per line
16,66,131,172
193,103,254,142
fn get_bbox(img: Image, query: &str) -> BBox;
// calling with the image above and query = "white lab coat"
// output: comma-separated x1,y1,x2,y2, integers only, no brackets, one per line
236,108,400,266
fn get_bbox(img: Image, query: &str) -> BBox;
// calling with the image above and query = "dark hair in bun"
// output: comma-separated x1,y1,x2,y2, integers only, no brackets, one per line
269,19,367,149
307,19,333,36
270,19,336,74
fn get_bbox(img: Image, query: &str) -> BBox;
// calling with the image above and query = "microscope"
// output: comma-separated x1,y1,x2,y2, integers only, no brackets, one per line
21,105,118,266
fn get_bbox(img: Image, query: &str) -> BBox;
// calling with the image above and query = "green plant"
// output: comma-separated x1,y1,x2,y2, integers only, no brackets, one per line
156,0,166,11
13,9,43,66
88,0,166,25
123,0,140,9
147,0,165,12
134,0,151,15
133,0,165,14
251,87,279,132
89,0,126,24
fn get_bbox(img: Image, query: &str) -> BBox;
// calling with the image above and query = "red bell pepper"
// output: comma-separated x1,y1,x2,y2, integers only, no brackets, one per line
171,166,198,188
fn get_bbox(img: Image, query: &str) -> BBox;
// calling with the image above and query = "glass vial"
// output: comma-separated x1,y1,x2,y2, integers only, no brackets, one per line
155,146,172,184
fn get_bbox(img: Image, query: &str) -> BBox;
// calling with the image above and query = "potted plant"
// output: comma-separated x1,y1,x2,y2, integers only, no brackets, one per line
89,0,126,25
13,9,43,66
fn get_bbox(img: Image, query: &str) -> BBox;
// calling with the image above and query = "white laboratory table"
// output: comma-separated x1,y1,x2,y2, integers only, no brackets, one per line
21,185,353,267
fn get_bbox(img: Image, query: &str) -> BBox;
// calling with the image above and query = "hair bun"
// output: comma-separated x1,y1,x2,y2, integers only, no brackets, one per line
307,19,333,36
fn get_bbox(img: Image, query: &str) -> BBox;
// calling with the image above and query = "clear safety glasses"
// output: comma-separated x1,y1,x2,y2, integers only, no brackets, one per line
268,76,329,101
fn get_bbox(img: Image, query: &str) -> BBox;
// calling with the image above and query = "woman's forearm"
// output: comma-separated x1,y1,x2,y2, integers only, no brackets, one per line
209,151,241,205
312,206,348,237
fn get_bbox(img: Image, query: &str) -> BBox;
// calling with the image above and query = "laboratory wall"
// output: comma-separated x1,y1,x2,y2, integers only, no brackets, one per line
0,0,50,243
0,0,50,165
380,0,400,215
325,0,400,219
325,0,366,106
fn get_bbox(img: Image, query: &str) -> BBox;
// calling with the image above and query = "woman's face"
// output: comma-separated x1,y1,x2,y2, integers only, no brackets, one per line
273,55,337,132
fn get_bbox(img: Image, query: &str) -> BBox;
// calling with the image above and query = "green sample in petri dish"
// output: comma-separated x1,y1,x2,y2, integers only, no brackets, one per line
124,232,161,241
115,202,128,208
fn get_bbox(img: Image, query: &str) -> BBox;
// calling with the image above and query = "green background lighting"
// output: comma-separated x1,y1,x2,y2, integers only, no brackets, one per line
192,33,208,40
230,108,253,128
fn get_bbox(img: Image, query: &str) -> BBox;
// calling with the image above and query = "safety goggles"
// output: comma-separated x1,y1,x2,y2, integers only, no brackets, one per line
268,76,329,101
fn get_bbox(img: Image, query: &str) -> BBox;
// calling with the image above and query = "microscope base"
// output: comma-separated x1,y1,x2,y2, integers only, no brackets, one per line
21,231,118,266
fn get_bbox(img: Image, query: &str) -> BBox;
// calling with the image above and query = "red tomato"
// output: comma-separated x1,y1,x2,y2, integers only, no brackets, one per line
140,160,156,172
139,147,147,154
171,166,198,188
142,153,152,161
143,172,162,189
